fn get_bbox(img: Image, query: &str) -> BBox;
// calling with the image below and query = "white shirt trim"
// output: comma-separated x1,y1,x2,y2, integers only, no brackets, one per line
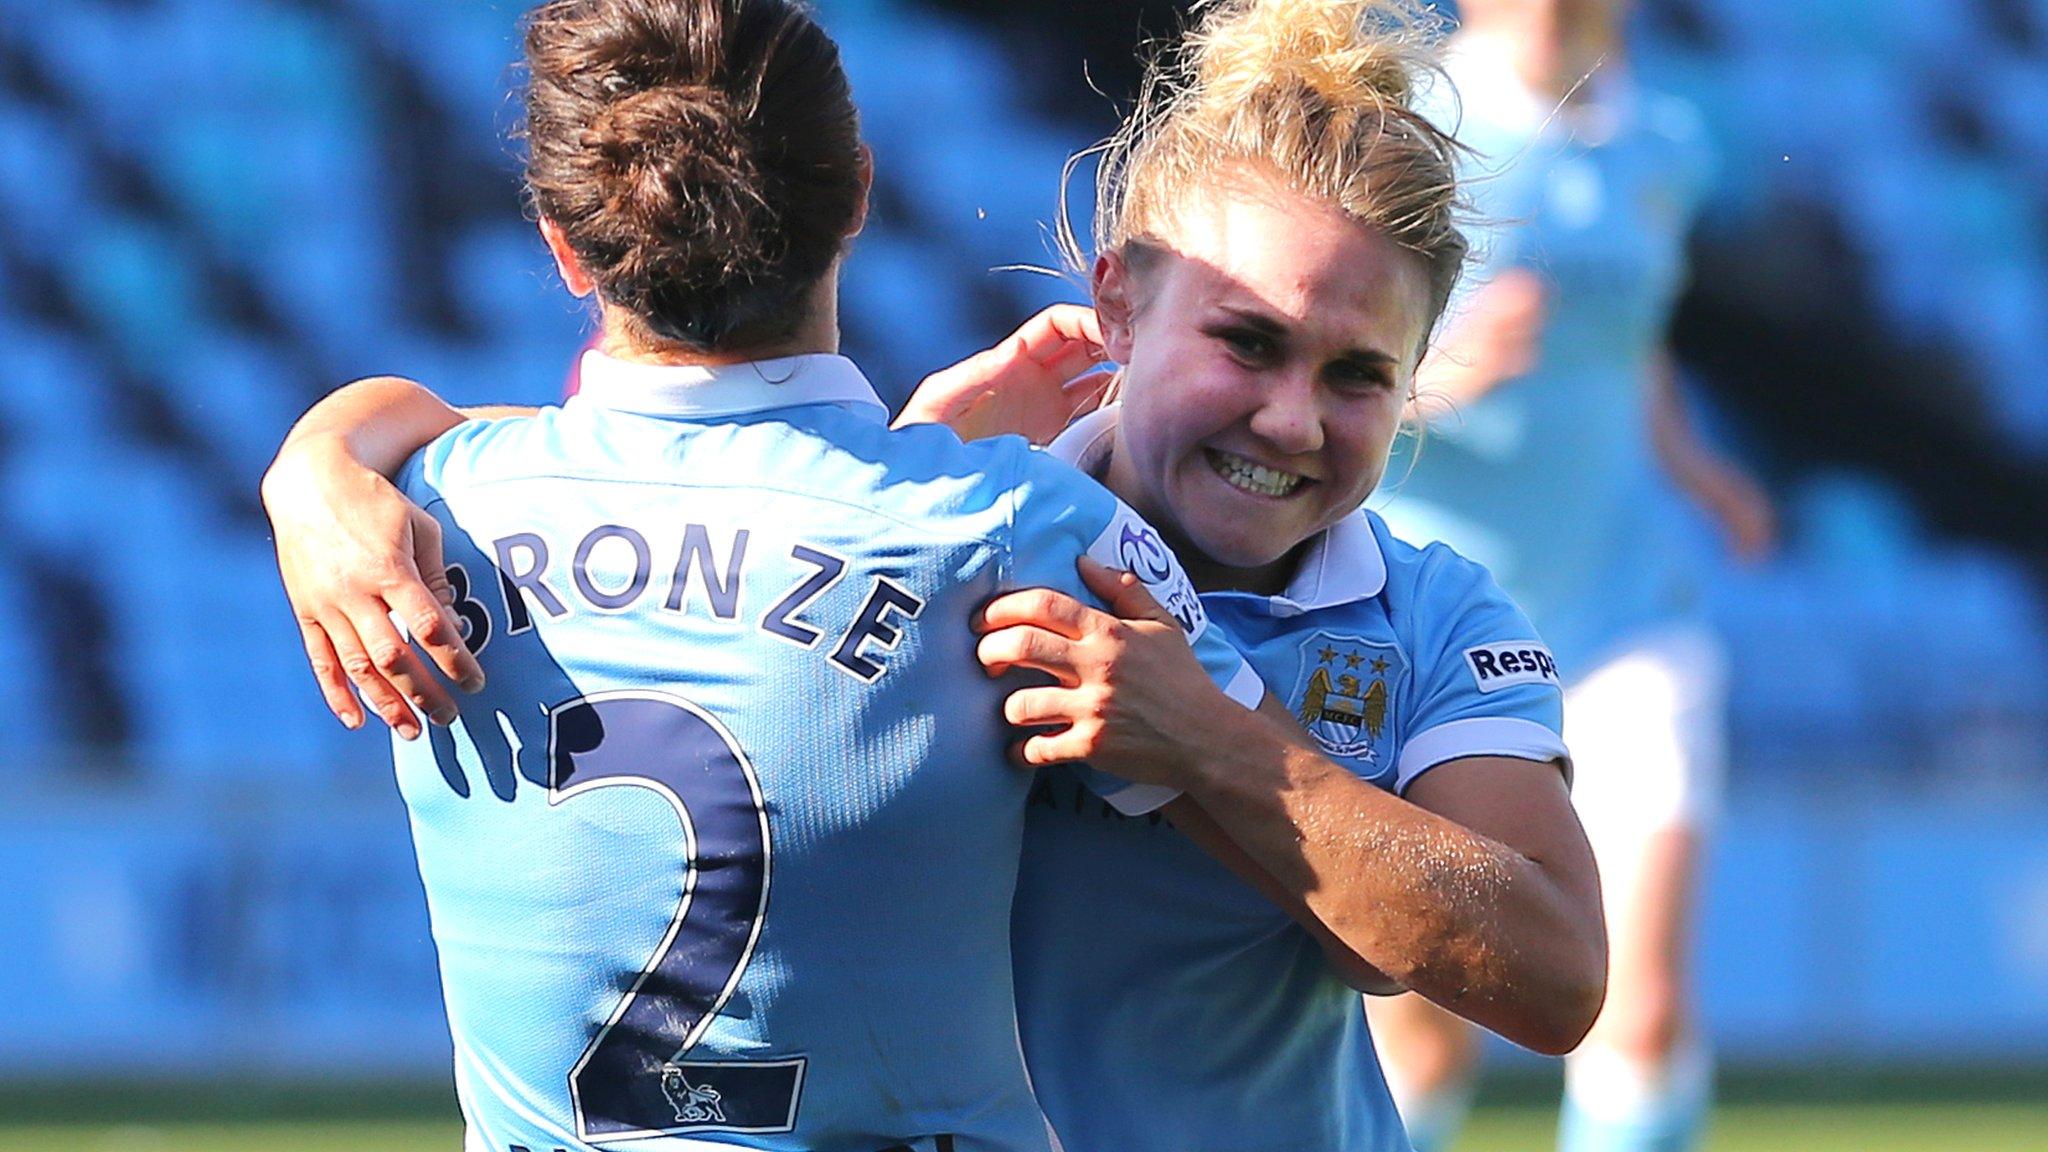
570,350,888,420
1221,662,1268,710
1046,403,1119,472
1099,781,1181,818
1045,404,1388,613
1090,644,1269,819
1395,716,1572,795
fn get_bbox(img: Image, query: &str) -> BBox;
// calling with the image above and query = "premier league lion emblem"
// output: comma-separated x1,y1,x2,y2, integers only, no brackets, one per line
1292,633,1404,772
660,1064,727,1125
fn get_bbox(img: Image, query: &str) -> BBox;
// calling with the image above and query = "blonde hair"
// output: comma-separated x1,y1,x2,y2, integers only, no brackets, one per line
1066,0,1468,346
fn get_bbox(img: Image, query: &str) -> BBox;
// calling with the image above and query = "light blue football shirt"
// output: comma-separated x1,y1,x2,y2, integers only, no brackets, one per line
1012,408,1568,1152
1381,37,1718,675
392,354,1262,1152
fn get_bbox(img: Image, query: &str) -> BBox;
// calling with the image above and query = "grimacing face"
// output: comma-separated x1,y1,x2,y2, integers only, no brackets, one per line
1097,181,1434,596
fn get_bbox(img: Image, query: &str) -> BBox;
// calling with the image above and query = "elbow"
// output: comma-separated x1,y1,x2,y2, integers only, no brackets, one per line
1521,891,1610,1055
1517,973,1606,1056
1511,943,1608,1056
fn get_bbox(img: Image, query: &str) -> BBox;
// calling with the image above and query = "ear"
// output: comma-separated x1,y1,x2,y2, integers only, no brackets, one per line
1092,251,1138,365
846,144,875,240
539,217,597,298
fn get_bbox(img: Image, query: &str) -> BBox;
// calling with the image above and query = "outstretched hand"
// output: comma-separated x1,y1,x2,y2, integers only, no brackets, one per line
895,304,1114,444
262,440,484,739
975,556,1235,788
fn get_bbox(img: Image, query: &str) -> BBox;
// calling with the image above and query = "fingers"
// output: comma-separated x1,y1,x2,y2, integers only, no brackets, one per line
320,609,424,741
1035,338,1107,389
976,624,1082,686
1042,302,1105,348
399,522,485,694
381,644,464,731
1016,728,1094,767
1076,556,1177,626
297,617,366,730
976,586,1102,639
1007,305,1109,387
1016,304,1107,365
1061,369,1116,420
389,578,485,695
1004,684,1092,730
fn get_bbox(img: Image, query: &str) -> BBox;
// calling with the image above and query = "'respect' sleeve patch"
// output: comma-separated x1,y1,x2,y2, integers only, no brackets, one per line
1462,641,1560,693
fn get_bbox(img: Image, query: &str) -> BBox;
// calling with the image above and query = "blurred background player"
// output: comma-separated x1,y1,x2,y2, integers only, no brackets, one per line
263,0,1266,1147
271,2,1607,1147
1368,1,1775,1150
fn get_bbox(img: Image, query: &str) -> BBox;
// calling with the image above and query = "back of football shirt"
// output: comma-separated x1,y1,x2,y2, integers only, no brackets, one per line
392,364,1260,1152
399,398,1049,1152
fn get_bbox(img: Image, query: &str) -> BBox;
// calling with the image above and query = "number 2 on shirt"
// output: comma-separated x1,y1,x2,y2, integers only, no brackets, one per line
547,690,805,1140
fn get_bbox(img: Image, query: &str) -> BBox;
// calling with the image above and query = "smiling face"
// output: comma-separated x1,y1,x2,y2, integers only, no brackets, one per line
1097,179,1434,596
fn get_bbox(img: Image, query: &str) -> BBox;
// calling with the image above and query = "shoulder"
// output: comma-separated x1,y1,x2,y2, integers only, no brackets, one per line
834,419,1045,489
1364,514,1566,785
1370,511,1509,617
1000,438,1121,522
402,409,562,500
860,425,1109,521
785,422,1119,551
1368,511,1552,672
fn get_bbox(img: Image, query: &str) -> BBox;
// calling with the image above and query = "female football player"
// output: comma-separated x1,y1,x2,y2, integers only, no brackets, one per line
1366,1,1776,1149
262,1,1266,1148
265,1,1605,1148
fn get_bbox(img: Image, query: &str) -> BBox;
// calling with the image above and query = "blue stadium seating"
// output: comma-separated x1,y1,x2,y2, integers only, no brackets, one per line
0,0,2040,787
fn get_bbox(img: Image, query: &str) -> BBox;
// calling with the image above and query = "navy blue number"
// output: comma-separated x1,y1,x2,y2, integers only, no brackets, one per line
547,691,801,1140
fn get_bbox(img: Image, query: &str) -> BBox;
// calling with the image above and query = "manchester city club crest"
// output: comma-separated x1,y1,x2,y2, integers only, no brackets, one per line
1291,633,1405,775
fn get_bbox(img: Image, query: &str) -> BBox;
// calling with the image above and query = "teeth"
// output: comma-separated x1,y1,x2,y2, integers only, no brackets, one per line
1210,450,1304,497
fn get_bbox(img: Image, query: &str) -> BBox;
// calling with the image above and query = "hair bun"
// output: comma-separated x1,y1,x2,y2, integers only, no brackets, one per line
589,85,773,282
1081,0,1468,359
1188,0,1427,110
523,0,865,353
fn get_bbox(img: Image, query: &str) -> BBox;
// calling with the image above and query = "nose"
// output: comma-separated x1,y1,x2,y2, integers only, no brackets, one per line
1247,371,1324,456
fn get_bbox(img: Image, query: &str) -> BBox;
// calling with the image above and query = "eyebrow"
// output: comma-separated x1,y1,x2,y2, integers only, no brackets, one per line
1212,303,1400,368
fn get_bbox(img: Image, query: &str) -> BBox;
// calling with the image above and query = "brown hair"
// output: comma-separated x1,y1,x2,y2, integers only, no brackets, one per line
522,0,864,352
1070,0,1469,350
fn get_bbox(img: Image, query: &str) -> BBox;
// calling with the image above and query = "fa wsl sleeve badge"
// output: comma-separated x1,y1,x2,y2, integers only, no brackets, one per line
1291,633,1406,781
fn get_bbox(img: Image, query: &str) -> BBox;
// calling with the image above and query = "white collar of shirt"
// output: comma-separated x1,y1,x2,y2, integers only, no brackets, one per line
1046,404,1387,613
570,350,889,420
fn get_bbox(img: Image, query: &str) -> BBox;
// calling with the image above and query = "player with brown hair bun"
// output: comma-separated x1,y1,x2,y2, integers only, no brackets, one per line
264,2,1264,1148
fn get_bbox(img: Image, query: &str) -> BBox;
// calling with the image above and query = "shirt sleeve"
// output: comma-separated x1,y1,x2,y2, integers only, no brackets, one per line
1004,449,1266,815
394,413,545,508
1395,545,1570,795
394,414,496,502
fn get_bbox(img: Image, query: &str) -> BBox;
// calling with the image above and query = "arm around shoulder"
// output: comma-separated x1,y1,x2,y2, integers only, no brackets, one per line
262,375,498,742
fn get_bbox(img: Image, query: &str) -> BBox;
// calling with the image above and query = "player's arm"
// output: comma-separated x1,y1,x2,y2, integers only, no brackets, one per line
978,560,1604,1054
894,305,1113,445
1159,787,1403,996
1648,351,1776,562
261,377,527,736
